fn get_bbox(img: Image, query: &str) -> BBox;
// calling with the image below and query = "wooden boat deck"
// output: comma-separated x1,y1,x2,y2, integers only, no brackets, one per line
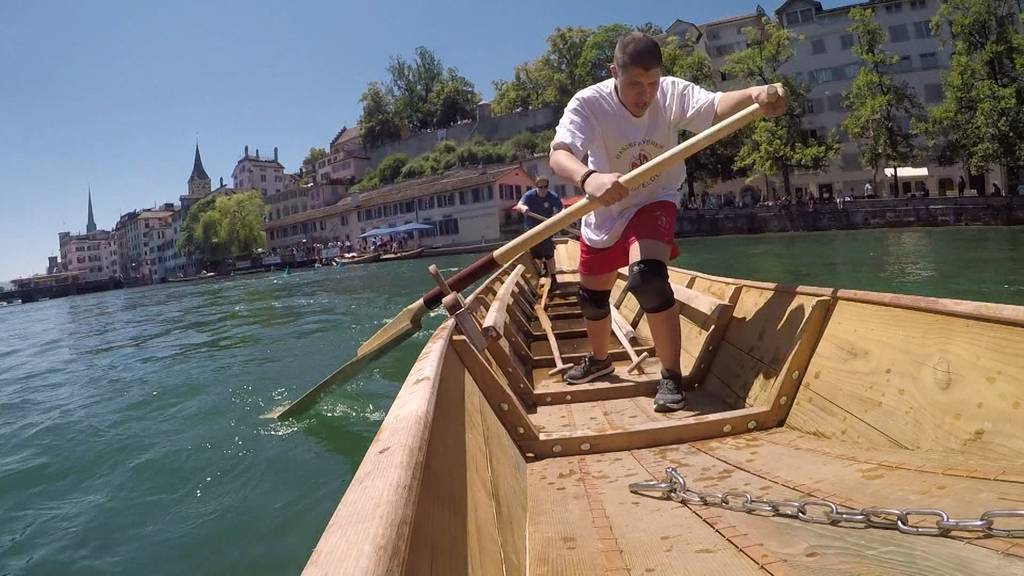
528,428,1024,575
302,238,1024,575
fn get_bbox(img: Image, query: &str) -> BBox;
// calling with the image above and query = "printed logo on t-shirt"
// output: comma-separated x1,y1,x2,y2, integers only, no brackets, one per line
630,152,650,171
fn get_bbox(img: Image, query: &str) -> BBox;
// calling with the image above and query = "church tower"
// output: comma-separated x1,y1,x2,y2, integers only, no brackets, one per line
188,143,212,196
86,187,97,233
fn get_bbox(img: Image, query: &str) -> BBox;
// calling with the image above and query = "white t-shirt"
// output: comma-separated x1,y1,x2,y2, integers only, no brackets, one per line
553,76,721,248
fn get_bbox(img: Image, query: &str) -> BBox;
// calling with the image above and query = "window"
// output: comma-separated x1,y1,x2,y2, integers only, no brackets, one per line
913,21,932,39
889,24,910,43
485,186,494,201
436,218,460,236
719,70,729,82
885,2,903,13
799,8,813,22
714,44,734,58
471,188,481,203
920,52,938,69
909,0,927,9
827,93,844,111
319,220,325,231
785,11,800,26
261,174,267,182
458,190,467,204
340,215,348,226
843,62,861,79
514,185,522,199
555,184,567,197
805,98,817,114
709,30,720,41
840,33,854,50
811,38,827,54
895,55,913,73
924,83,943,103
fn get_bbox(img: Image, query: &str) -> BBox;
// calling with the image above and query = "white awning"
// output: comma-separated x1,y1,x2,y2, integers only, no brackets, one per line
883,167,929,178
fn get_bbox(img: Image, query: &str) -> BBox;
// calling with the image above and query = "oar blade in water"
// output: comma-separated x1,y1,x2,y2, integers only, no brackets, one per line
263,299,428,420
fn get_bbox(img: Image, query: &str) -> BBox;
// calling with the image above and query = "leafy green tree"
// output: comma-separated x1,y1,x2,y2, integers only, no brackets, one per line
388,46,480,131
377,153,409,185
842,7,924,196
178,192,267,265
919,0,1024,185
723,18,839,197
302,147,327,167
358,82,403,148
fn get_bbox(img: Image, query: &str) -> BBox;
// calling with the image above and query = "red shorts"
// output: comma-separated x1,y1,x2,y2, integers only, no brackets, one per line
579,201,679,276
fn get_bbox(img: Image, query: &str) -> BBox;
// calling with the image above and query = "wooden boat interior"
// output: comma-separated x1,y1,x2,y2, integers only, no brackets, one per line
303,238,1024,575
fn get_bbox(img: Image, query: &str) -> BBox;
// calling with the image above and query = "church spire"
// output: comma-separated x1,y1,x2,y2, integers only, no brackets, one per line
86,186,97,233
190,142,210,183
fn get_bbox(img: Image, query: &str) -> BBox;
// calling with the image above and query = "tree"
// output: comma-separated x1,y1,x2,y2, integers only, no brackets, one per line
723,18,839,198
358,82,403,149
302,147,327,168
428,68,480,128
177,192,267,266
659,36,748,197
842,6,924,196
377,153,409,185
919,0,1024,185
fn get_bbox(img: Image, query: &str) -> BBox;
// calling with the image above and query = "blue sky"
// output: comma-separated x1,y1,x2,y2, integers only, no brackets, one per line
0,0,775,280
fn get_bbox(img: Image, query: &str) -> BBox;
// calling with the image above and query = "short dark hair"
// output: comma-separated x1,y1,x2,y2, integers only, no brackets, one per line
614,32,663,71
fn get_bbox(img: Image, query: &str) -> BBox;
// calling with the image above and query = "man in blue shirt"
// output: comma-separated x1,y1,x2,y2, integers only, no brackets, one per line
514,177,563,280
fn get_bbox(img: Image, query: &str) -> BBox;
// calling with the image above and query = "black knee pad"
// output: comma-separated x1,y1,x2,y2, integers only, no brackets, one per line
577,286,611,321
626,259,675,314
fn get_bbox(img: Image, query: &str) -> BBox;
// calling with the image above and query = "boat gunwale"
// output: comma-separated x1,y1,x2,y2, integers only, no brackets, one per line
301,259,520,575
681,267,1024,327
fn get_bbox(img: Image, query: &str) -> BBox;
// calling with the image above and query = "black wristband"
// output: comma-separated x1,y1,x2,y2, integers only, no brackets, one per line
578,169,597,193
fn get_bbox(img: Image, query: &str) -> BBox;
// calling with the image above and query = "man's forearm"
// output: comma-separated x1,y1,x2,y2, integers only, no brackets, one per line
549,146,590,187
714,87,758,123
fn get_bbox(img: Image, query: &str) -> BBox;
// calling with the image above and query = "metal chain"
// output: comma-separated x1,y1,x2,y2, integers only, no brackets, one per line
629,467,1024,538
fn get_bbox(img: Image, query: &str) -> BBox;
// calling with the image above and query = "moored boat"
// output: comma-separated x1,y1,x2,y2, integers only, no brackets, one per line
166,272,217,283
379,247,425,262
300,238,1024,575
335,253,382,265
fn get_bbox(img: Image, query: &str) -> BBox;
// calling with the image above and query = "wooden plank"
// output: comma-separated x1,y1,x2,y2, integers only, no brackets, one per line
690,275,734,303
452,336,539,442
482,264,527,342
520,407,770,458
304,322,456,576
486,334,534,407
794,300,1024,457
707,341,779,408
479,374,529,576
530,403,575,434
763,297,830,427
635,436,1023,575
528,458,604,576
671,282,727,329
577,451,765,576
535,298,572,375
402,335,470,576
724,287,823,370
463,377,506,576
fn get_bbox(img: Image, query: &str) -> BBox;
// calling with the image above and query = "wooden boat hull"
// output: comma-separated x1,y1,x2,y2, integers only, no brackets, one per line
301,238,1024,575
336,253,381,265
379,248,425,262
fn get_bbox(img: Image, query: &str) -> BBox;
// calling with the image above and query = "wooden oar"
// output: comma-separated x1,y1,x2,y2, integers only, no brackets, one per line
264,91,777,419
536,279,573,376
526,210,579,238
610,309,650,374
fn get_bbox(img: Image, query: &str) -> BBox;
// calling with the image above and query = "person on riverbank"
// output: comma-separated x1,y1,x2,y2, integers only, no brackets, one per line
958,176,967,196
548,32,787,412
864,182,873,199
992,182,1003,197
514,177,563,281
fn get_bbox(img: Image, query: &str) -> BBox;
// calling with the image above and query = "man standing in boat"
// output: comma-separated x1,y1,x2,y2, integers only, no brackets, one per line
549,32,786,411
514,176,563,283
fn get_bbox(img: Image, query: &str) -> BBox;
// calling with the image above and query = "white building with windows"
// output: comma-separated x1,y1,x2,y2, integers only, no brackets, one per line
232,146,286,197
667,1,997,202
263,164,538,252
57,192,119,282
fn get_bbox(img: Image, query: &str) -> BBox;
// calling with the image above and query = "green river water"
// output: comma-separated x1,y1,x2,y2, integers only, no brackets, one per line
1,226,1021,575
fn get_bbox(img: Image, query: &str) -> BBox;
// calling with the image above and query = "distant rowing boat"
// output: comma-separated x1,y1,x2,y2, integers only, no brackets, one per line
379,247,425,262
335,253,381,265
166,272,216,283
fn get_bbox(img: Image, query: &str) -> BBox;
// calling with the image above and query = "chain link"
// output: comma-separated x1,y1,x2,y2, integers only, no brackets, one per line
629,467,1024,538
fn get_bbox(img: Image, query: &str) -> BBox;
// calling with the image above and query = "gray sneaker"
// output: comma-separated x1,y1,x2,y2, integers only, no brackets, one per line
654,372,686,412
564,355,614,384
